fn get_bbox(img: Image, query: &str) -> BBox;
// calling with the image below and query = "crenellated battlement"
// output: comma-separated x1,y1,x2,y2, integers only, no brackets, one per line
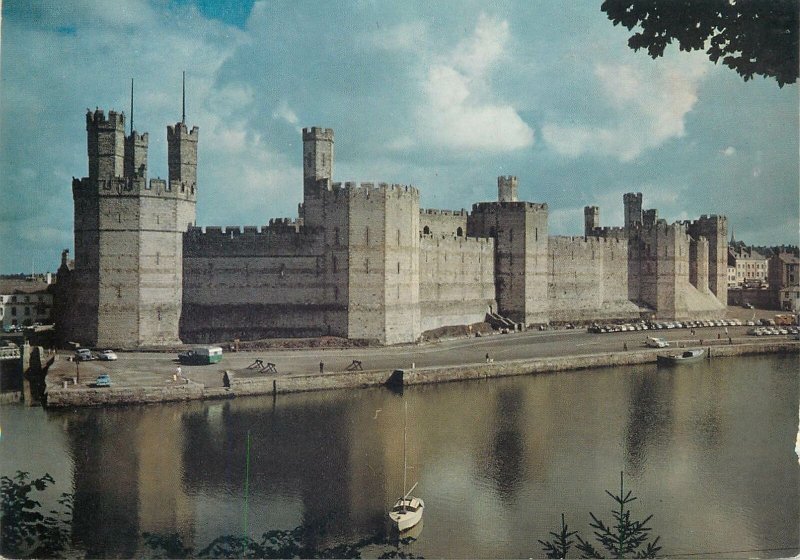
166,122,199,138
127,131,148,143
71,176,196,200
420,208,467,216
589,226,626,239
86,108,124,129
551,235,624,246
420,232,493,246
471,201,547,212
183,223,322,257
327,181,420,199
302,127,334,141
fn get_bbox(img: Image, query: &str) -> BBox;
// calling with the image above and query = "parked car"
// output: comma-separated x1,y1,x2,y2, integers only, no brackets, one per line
743,303,754,309
94,374,112,387
646,337,670,348
75,348,95,361
97,350,118,361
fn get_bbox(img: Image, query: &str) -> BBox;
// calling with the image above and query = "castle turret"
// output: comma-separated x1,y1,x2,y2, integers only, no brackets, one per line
167,122,198,193
643,209,658,227
584,206,599,236
303,127,334,197
124,131,148,179
498,176,518,202
87,109,125,181
623,192,643,231
302,127,334,228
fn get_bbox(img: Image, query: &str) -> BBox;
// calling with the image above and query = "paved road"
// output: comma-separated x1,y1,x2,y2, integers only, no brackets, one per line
49,322,787,390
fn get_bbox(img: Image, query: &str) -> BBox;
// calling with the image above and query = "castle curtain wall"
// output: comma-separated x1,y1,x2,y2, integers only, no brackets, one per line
419,235,496,332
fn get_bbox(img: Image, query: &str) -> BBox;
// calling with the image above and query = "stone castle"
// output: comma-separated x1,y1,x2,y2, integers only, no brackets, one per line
55,108,727,347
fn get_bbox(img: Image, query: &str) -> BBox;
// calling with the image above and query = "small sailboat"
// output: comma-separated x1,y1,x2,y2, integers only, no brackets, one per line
388,402,424,532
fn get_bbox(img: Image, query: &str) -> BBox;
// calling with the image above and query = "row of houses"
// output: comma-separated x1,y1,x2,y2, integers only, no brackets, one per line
726,245,799,311
0,276,54,331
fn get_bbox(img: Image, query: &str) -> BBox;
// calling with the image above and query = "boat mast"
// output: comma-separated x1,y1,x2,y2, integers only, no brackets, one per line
402,400,408,512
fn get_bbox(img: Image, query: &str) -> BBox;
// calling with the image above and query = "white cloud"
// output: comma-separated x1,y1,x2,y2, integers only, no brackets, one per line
721,146,736,156
542,53,709,161
416,14,534,152
272,100,299,126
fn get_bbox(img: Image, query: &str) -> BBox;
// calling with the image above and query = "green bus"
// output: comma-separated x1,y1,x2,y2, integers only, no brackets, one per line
178,345,223,365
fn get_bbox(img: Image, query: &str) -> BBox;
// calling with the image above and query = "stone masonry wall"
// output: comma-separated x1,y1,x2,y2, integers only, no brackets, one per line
341,182,421,344
419,208,468,237
547,236,639,322
181,225,341,342
419,234,496,332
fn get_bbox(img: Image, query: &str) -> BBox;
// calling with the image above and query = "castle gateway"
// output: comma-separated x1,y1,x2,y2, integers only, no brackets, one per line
56,108,726,347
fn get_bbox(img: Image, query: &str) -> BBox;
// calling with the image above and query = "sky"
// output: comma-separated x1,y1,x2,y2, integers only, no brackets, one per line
1,0,798,274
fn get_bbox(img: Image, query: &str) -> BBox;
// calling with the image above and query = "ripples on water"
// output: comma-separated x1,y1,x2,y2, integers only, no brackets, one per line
0,354,797,558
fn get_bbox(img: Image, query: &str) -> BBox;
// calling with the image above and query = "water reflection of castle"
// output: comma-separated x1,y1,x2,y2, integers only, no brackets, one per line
62,362,795,556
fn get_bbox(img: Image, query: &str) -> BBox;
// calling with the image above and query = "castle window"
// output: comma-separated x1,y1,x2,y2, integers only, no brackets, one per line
118,213,122,223
423,226,430,235
24,296,29,303
397,229,401,245
535,228,538,242
365,227,370,245
156,252,160,265
334,287,339,300
157,308,162,321
457,226,463,237
334,227,340,246
11,307,16,316
397,261,400,274
365,259,370,274
509,229,513,242
333,256,338,273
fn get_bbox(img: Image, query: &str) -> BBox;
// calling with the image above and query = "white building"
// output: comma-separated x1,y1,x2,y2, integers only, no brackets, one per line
0,277,53,330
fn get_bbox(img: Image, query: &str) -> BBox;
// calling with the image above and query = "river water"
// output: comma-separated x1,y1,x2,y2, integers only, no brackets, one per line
1,354,798,558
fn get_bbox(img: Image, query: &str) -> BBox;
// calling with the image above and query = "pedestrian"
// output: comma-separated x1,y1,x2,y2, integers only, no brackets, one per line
728,336,732,344
623,342,628,351
319,361,324,373
175,365,182,382
485,352,490,363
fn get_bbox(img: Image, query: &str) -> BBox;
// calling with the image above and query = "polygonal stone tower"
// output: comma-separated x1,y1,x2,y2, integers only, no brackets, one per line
498,175,518,202
623,192,643,231
301,127,334,228
584,205,599,236
69,108,197,347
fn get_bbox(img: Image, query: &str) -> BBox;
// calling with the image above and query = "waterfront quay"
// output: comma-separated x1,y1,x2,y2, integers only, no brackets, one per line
44,319,800,407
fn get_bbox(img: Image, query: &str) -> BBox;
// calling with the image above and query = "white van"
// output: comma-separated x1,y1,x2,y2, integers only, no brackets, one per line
646,337,670,348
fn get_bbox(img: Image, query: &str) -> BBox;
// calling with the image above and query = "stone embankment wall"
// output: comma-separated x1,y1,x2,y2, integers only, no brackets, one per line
44,342,798,407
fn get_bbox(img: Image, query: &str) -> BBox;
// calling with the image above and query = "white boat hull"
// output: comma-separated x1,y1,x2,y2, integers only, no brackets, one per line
389,497,425,532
